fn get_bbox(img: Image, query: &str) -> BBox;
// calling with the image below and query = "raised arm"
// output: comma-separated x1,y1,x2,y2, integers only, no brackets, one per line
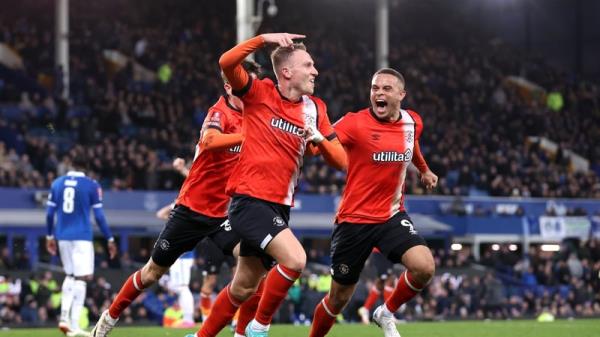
219,33,306,91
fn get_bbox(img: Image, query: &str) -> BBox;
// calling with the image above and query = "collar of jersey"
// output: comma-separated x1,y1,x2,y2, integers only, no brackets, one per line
66,171,86,177
276,85,303,103
223,95,242,113
368,107,404,123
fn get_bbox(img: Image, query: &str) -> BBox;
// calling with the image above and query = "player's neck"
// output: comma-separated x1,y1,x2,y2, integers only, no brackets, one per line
385,110,400,122
277,83,303,103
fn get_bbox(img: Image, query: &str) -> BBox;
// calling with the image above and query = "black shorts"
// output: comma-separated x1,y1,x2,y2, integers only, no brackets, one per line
151,205,227,267
228,194,288,269
330,212,427,285
199,237,237,275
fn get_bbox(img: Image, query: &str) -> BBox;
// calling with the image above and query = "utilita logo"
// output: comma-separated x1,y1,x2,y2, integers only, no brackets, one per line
372,149,413,162
270,118,305,137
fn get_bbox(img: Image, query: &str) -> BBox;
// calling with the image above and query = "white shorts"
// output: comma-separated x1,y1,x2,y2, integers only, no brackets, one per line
168,257,193,289
58,240,94,277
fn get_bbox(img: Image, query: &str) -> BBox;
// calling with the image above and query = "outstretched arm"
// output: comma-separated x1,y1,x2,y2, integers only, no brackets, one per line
306,128,347,171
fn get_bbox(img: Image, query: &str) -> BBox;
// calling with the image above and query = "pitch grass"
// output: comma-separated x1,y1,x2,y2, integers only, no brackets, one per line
1,319,600,337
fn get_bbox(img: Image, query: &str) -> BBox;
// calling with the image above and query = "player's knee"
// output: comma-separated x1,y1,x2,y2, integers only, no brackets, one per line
229,282,256,302
410,260,435,286
282,250,306,272
141,262,168,285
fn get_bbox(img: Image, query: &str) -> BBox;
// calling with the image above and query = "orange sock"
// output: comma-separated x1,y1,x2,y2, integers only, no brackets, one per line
254,264,301,325
198,285,241,337
200,291,212,317
109,270,146,319
363,285,381,310
309,295,338,337
385,271,424,312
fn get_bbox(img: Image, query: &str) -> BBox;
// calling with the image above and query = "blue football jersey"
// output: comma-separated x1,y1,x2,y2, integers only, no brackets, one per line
46,171,103,241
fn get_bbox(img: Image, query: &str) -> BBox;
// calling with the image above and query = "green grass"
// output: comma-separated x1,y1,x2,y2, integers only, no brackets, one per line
1,319,600,337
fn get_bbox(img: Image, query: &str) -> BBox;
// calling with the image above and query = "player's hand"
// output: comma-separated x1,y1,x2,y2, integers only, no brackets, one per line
305,125,324,144
420,170,438,190
172,158,186,172
107,240,118,259
46,238,57,256
261,33,306,47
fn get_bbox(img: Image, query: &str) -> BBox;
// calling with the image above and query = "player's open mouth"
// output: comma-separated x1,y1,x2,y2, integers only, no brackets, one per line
375,100,387,108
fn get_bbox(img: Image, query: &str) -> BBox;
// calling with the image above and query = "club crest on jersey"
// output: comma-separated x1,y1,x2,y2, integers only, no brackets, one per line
405,131,414,143
270,118,305,137
372,149,413,162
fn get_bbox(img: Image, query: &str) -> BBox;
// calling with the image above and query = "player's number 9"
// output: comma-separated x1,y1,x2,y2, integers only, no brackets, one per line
62,187,75,213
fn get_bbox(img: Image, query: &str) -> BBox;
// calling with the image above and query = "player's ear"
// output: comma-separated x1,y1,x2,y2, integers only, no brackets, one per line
281,66,293,80
399,89,407,101
224,83,232,94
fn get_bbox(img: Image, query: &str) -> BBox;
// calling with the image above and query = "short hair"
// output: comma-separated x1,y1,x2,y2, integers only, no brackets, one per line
221,59,263,83
373,68,406,88
270,42,307,77
71,156,88,170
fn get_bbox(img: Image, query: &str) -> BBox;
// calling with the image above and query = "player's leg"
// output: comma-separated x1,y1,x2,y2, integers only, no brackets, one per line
58,241,75,335
372,212,434,337
193,255,267,337
66,240,95,336
310,280,357,337
359,277,382,324
235,276,264,337
199,241,220,320
310,223,373,337
92,205,222,337
248,228,305,332
359,251,392,324
168,255,195,326
224,195,302,336
384,245,434,312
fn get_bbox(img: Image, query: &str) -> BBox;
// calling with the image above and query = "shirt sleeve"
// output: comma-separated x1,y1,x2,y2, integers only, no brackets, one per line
46,182,57,208
91,181,103,208
203,109,229,133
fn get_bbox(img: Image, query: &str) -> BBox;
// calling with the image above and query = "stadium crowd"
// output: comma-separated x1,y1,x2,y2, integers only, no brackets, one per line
1,0,599,198
2,238,600,326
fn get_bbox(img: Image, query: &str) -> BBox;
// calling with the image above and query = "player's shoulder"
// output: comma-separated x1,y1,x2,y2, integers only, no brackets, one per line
306,95,328,113
404,108,422,123
209,96,240,116
50,175,65,187
251,77,275,92
338,107,369,122
80,176,100,187
259,77,276,87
